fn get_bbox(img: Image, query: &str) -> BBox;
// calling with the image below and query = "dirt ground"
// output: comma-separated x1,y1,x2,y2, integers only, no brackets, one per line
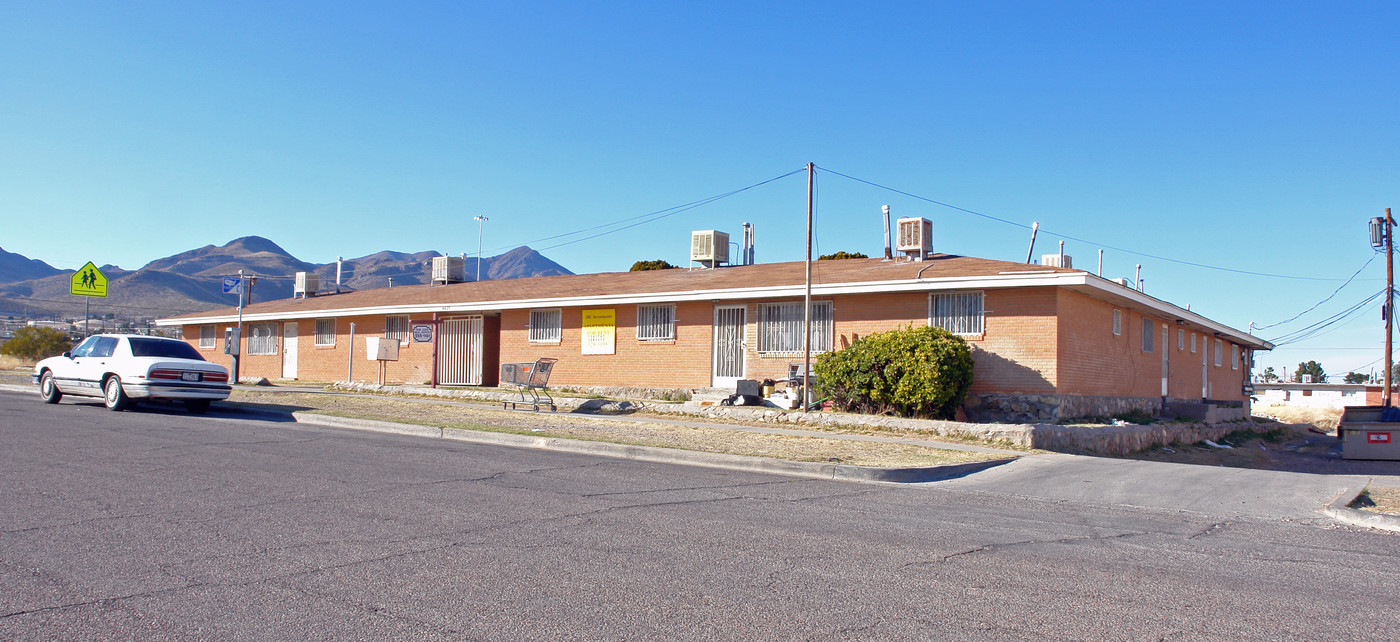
228,389,1008,469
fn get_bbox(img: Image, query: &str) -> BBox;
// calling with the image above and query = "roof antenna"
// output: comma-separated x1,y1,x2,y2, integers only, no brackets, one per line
1024,222,1039,263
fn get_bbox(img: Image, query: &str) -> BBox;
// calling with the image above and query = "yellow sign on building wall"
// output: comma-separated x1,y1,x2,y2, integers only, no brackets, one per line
70,262,108,298
581,308,616,355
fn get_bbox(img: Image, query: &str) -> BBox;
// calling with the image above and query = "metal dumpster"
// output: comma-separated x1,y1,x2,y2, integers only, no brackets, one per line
1339,405,1400,461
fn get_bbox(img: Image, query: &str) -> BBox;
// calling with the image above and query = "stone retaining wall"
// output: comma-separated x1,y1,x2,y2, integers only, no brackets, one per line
327,381,1271,456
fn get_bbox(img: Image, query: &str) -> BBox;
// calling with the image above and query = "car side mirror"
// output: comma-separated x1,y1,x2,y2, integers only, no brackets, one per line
63,351,72,359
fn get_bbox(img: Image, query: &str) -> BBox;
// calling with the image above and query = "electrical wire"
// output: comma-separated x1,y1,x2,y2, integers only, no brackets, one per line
816,165,1354,282
1267,289,1386,347
499,167,808,253
1252,254,1377,331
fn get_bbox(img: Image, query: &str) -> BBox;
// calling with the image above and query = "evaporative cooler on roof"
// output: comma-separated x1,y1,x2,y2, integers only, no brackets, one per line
691,230,730,268
896,217,932,260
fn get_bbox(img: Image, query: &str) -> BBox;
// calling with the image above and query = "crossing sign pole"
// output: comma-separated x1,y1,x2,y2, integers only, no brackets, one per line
70,262,108,336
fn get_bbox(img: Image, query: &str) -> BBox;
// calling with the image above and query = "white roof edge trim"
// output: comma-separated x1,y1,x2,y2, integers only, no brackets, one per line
155,272,1083,326
156,271,1267,350
1079,275,1273,351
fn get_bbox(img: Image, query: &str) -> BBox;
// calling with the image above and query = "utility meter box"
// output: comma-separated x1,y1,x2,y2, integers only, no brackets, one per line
1339,406,1400,460
365,336,400,361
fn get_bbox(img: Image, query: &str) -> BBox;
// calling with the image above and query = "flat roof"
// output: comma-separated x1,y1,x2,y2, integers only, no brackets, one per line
157,254,1272,350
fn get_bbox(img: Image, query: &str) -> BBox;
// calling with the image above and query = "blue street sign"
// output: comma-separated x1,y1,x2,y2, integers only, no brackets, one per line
223,276,242,295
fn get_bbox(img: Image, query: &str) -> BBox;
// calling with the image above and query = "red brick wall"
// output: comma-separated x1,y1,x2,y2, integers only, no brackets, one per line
181,316,437,384
1053,290,1247,402
178,286,1250,402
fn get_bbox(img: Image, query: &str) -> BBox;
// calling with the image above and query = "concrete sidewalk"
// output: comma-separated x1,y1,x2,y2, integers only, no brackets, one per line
931,453,1373,523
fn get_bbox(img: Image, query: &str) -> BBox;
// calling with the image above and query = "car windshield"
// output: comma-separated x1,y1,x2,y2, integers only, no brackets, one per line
129,338,205,361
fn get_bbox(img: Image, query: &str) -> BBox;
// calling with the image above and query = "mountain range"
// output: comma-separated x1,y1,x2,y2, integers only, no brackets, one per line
0,238,572,322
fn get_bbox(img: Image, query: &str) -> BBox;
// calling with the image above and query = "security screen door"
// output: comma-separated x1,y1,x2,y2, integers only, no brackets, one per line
713,305,746,387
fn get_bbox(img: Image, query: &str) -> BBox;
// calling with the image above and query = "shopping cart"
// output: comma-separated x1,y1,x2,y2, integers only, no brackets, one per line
500,358,558,411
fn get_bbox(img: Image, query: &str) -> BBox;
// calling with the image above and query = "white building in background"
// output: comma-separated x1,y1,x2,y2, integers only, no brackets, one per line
1253,382,1368,409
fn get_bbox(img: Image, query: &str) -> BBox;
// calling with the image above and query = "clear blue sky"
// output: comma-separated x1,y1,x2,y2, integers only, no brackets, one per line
3,1,1398,379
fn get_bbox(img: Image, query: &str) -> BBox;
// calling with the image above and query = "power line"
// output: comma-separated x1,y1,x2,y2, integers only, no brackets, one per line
1252,254,1377,331
496,168,808,254
815,165,1353,282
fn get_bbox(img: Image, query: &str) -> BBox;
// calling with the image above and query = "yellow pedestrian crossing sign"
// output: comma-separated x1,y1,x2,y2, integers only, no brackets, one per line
70,262,108,298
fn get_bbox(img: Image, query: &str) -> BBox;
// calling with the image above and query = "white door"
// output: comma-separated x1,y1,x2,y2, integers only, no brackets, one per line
438,316,484,385
1161,324,1169,396
712,305,746,388
282,322,298,379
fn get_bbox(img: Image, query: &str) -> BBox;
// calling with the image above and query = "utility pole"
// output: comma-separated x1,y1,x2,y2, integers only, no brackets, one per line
802,162,814,413
1387,208,1395,408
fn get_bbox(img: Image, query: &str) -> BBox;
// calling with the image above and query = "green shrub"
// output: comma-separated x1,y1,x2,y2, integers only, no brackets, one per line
1,326,74,361
813,325,974,419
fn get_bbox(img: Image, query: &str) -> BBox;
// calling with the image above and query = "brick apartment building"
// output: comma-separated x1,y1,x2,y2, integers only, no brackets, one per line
156,254,1270,422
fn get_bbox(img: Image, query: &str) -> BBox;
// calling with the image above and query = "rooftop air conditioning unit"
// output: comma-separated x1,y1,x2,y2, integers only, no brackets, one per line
294,272,318,298
1112,277,1132,288
1042,253,1073,269
431,256,466,285
896,217,933,260
691,230,730,267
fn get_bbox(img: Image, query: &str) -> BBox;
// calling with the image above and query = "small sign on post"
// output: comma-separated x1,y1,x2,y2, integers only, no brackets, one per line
223,276,243,295
412,324,434,343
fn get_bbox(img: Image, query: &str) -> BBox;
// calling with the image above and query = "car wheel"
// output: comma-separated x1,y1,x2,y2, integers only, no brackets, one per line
103,376,129,411
185,399,211,414
39,371,62,404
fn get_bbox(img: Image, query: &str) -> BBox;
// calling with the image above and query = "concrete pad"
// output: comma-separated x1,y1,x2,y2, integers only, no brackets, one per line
933,453,1370,521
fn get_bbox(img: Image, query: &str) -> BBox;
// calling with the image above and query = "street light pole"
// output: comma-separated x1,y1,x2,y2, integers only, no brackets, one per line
474,215,489,282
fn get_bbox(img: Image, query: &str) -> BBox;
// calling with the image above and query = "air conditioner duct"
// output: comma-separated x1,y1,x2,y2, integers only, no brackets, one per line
1042,253,1073,269
691,230,730,268
895,217,933,260
431,256,466,285
294,272,318,298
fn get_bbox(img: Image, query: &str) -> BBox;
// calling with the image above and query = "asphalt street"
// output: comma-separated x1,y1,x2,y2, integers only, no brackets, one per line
3,390,1399,640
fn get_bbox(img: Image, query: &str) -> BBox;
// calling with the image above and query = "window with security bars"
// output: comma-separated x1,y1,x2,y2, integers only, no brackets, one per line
199,324,216,349
758,301,832,354
1141,318,1154,352
248,323,278,355
1232,344,1239,370
315,318,336,346
385,315,410,345
636,305,675,341
1214,339,1223,366
529,309,562,343
930,292,984,335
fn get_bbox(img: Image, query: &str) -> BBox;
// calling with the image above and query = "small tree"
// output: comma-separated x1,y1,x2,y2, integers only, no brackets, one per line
630,260,677,271
1344,372,1368,384
1295,360,1326,383
0,326,73,362
813,325,974,419
1261,367,1279,383
818,251,869,260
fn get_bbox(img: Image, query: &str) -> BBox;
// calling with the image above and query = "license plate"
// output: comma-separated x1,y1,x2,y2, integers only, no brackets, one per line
181,372,201,382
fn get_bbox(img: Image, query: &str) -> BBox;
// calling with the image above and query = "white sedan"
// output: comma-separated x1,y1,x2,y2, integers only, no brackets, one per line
33,334,231,413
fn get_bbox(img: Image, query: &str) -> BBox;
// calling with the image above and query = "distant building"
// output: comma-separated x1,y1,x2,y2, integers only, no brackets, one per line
158,251,1269,423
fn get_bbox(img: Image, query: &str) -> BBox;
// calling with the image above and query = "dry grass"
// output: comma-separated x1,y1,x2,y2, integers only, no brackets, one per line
1353,486,1400,516
0,355,34,371
1252,403,1342,432
229,389,1012,468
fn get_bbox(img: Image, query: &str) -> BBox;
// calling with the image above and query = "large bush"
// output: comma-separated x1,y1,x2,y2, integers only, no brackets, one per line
1,326,74,362
813,325,974,419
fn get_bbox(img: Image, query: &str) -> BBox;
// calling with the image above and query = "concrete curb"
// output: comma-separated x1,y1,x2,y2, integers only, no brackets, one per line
1323,489,1400,533
288,412,1017,484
